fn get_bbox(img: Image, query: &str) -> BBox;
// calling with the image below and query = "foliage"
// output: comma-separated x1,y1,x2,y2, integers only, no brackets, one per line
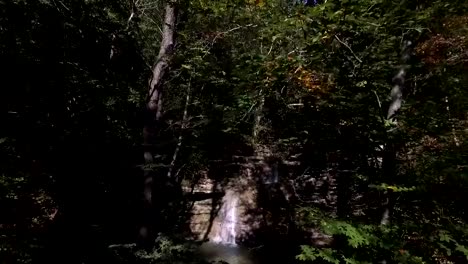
298,213,468,263
1,0,468,263
134,235,204,264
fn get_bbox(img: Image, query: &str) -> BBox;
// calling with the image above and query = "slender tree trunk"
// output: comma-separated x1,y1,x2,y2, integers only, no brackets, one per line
252,93,264,146
445,96,460,147
167,83,191,181
140,1,177,247
380,40,411,225
376,40,412,264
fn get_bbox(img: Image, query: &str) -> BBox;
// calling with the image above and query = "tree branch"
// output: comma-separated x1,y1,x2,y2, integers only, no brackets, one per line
334,35,363,63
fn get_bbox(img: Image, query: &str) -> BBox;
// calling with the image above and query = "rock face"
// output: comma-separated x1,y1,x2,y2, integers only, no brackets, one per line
185,166,261,244
184,154,339,248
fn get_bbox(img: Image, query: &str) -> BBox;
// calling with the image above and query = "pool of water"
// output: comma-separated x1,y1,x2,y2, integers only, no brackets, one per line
198,242,259,264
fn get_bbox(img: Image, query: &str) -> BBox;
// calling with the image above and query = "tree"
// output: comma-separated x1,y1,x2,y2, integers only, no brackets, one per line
140,0,178,247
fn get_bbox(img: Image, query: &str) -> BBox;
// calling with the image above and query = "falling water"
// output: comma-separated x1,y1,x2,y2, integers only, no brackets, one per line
212,191,238,245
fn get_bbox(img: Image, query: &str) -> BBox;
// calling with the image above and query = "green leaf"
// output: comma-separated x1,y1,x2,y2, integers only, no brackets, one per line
356,80,367,87
456,244,468,259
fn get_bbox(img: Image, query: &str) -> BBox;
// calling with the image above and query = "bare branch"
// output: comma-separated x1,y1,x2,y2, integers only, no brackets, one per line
212,24,256,45
334,35,363,63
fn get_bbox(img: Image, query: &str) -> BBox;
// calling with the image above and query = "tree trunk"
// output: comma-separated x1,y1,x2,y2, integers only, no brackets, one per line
140,1,177,247
167,83,191,181
380,40,412,225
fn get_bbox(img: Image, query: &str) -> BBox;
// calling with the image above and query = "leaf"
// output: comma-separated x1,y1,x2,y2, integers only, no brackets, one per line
456,244,468,259
356,80,367,87
316,248,340,264
439,231,455,243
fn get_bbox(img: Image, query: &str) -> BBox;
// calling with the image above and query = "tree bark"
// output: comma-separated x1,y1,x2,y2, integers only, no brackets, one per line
140,1,177,247
386,41,412,122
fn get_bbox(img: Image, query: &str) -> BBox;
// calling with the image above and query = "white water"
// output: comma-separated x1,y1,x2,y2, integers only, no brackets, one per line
212,191,238,245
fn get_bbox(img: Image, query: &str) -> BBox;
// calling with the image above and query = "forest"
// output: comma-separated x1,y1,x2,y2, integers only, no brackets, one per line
1,0,468,263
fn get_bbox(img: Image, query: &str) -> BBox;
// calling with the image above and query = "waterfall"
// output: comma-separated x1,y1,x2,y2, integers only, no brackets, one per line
212,191,238,245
